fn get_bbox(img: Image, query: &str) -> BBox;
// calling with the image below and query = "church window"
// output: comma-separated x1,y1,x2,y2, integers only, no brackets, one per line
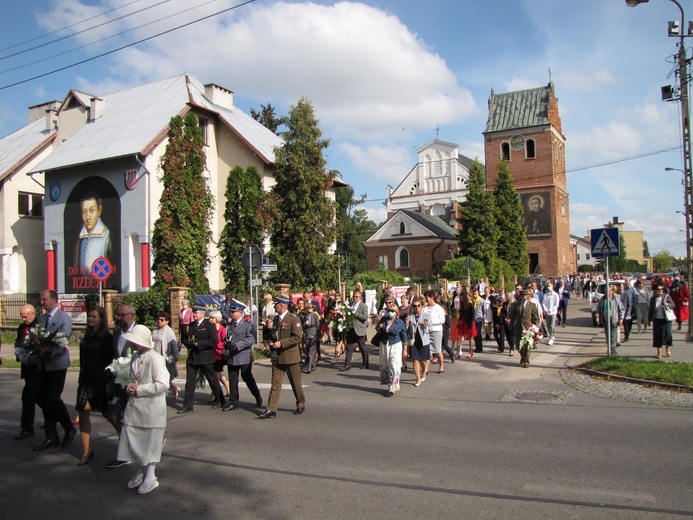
409,182,419,195
396,247,410,268
526,139,535,158
399,222,406,234
501,142,510,161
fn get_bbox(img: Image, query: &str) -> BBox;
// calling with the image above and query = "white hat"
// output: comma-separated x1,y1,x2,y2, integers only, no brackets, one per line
122,324,154,349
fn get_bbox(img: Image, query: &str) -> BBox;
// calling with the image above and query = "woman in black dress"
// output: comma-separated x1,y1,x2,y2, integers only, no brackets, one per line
76,306,119,465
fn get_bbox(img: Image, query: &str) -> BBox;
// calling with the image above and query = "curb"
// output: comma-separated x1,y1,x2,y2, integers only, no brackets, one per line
572,366,692,393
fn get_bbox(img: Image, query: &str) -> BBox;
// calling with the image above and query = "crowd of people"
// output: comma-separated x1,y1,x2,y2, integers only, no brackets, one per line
11,274,687,494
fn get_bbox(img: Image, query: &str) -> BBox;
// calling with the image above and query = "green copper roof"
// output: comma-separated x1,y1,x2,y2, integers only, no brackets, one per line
484,84,553,134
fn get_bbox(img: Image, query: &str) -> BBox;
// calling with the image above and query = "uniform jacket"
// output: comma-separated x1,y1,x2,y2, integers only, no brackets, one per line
123,349,169,428
224,318,257,366
39,308,72,371
271,312,303,365
185,318,217,366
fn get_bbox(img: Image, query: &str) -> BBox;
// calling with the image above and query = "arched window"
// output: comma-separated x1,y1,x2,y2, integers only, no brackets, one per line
501,142,510,161
396,247,410,268
399,222,406,234
526,139,536,158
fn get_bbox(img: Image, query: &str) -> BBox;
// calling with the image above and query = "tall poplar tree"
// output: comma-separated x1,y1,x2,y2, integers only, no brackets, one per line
151,113,214,295
218,165,273,293
269,97,336,288
457,159,499,277
492,159,527,275
335,185,377,277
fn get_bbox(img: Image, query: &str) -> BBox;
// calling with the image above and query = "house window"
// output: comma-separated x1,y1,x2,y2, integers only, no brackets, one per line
199,117,209,145
501,142,510,161
18,192,43,217
586,253,590,260
399,222,406,234
577,253,581,260
526,139,535,158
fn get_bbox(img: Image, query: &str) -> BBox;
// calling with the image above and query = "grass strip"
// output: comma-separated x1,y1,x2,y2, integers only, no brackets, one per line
582,355,693,388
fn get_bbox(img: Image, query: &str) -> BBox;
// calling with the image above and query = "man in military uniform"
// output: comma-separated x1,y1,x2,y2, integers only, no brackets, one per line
258,297,305,418
178,306,226,414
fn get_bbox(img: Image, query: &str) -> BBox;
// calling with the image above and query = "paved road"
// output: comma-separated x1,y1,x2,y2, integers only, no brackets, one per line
1,301,691,519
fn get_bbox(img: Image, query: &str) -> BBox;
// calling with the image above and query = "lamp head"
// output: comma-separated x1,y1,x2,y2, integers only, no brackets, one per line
625,0,649,6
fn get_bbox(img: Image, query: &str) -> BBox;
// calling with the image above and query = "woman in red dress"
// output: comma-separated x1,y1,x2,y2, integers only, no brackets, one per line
669,276,689,331
456,290,477,358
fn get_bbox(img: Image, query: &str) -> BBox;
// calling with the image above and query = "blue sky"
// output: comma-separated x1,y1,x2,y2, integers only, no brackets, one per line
0,0,689,257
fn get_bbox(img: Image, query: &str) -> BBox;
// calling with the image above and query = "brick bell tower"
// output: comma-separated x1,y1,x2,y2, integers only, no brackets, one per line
483,82,571,276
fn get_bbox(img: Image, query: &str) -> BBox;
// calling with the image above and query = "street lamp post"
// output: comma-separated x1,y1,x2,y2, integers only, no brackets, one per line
628,0,693,340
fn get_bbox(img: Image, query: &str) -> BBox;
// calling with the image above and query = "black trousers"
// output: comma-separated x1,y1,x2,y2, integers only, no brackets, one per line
441,326,455,360
20,364,41,433
623,318,633,339
345,333,368,367
303,337,318,370
183,362,224,409
227,362,262,406
36,368,72,440
474,319,484,351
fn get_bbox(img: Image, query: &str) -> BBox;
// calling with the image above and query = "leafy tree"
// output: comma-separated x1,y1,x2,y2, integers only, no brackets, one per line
492,159,527,275
151,113,214,295
609,233,630,272
250,103,286,134
441,256,486,284
354,266,407,289
269,97,336,289
653,250,676,272
219,165,274,294
335,184,378,278
457,159,499,278
643,240,650,258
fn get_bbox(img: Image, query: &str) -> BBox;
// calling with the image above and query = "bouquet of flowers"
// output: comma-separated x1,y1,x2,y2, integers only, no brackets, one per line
106,355,133,386
519,324,543,351
15,323,69,365
328,302,355,332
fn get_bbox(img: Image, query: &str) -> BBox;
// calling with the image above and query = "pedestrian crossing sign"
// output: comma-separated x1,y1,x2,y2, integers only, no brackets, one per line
590,227,620,257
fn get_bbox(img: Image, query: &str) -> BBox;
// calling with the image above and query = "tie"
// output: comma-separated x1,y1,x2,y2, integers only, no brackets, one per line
45,313,52,329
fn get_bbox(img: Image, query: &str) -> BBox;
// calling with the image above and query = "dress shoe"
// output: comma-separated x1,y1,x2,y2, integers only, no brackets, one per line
106,459,131,469
62,427,77,447
177,408,194,415
293,407,305,415
33,438,59,451
362,362,369,369
257,410,276,419
77,451,94,466
221,403,238,411
339,365,351,372
211,402,222,409
127,473,144,489
137,478,159,494
15,430,34,441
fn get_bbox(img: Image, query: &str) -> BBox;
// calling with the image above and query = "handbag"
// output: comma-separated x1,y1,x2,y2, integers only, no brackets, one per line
370,329,383,346
664,303,676,322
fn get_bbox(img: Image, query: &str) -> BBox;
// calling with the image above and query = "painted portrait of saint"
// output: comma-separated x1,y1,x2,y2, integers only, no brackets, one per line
521,192,552,239
64,177,121,292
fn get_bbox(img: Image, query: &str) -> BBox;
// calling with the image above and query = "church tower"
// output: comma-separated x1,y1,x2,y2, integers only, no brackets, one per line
483,82,571,275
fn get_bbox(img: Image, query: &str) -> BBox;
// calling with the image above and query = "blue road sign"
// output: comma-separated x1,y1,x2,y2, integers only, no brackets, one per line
590,227,620,258
91,257,113,282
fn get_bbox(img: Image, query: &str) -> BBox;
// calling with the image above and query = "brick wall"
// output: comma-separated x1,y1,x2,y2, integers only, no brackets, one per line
367,240,457,278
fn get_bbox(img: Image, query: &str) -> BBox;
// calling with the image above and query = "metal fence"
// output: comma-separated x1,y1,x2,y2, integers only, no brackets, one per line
0,293,43,327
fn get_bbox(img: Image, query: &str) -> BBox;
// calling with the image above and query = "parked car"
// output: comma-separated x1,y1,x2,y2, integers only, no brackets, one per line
589,280,624,327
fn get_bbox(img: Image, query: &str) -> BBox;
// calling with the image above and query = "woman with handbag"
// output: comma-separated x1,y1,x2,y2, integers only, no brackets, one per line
376,303,408,396
648,284,676,359
669,276,689,331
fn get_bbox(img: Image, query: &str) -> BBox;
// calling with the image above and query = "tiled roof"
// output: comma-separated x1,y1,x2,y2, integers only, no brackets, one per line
484,84,552,134
0,118,56,181
31,74,282,172
402,209,457,240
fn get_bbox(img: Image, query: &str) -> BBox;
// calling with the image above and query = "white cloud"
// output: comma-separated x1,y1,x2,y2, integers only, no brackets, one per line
359,204,388,226
570,202,608,215
338,142,413,184
558,68,615,92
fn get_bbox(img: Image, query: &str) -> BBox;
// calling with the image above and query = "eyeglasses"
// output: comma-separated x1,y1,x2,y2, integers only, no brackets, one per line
115,312,133,317
157,318,167,322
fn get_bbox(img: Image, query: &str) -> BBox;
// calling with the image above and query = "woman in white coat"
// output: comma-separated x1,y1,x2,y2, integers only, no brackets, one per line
117,325,170,494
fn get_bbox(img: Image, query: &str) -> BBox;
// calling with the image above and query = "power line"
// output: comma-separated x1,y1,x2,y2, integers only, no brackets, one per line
0,0,175,61
0,0,146,53
0,0,256,91
0,0,225,76
567,146,681,173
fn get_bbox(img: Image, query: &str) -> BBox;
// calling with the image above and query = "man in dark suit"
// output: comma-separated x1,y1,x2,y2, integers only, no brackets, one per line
106,302,137,469
34,290,75,451
14,304,39,441
509,289,540,368
340,290,370,371
178,306,226,414
222,303,263,411
258,297,304,418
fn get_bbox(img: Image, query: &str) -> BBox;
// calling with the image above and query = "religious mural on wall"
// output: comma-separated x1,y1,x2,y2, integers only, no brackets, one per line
64,177,121,292
521,192,552,239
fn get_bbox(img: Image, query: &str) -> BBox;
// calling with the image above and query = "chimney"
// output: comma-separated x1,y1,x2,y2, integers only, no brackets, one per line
204,83,234,111
45,109,58,132
89,97,103,121
28,100,60,124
